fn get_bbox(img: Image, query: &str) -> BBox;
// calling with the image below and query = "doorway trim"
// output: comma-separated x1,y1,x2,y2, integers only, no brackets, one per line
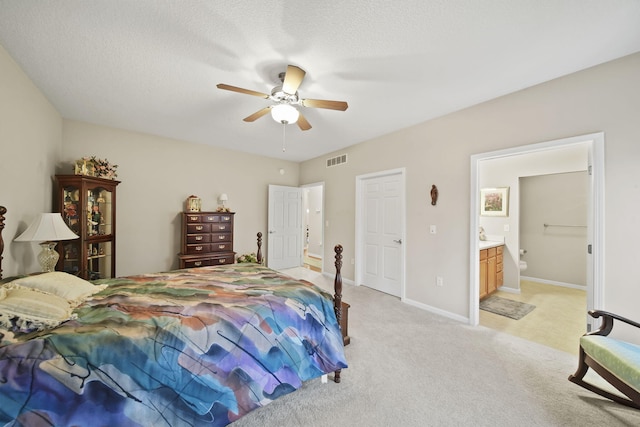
355,167,407,299
469,132,604,330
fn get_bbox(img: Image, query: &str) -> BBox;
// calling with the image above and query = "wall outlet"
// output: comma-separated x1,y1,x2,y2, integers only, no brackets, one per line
436,276,444,287
504,224,510,232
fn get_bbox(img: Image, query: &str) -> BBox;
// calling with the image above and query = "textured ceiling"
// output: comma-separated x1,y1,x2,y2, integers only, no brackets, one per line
1,0,640,161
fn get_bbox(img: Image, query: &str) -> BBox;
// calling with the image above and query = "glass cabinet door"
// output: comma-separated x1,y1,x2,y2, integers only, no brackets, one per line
87,186,113,237
62,185,81,236
87,241,112,279
61,240,81,276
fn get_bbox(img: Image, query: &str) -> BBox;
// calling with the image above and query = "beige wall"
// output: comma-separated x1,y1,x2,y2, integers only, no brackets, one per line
60,120,300,276
520,171,588,286
0,44,62,276
3,38,640,342
301,52,640,341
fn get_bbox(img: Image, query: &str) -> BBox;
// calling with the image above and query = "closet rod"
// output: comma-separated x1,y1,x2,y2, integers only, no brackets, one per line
543,223,587,228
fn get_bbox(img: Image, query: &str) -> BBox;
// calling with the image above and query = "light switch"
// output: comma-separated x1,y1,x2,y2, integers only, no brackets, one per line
504,224,510,232
430,225,437,234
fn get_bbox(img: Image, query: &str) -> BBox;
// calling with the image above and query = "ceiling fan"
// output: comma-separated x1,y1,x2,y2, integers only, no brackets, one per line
216,65,348,131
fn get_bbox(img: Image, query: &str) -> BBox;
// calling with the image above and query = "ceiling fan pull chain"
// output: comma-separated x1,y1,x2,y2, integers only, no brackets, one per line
282,123,286,152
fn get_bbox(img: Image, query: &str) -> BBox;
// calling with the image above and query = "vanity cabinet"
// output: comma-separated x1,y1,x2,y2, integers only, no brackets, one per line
54,175,120,280
479,244,504,299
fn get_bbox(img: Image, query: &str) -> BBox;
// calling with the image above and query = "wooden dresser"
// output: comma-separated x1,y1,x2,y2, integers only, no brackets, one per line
178,212,235,268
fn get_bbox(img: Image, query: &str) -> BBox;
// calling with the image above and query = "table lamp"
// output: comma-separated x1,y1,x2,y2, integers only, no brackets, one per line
219,193,228,209
15,213,79,272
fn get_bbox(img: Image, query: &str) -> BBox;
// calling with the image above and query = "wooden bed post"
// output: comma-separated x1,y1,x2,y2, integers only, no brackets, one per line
0,206,5,279
333,244,343,383
256,232,263,264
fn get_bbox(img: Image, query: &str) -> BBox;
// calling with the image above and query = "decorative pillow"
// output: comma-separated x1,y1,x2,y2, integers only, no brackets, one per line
9,271,108,307
0,287,75,332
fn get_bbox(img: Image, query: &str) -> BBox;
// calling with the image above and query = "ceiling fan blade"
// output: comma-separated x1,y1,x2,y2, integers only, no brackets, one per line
217,83,269,99
297,113,312,131
243,106,272,122
301,98,349,111
282,65,306,95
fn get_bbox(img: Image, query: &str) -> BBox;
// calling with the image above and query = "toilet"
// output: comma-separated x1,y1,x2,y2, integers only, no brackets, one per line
519,249,528,271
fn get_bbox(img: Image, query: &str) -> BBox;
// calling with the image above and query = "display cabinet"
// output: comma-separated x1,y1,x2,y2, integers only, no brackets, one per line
54,175,120,279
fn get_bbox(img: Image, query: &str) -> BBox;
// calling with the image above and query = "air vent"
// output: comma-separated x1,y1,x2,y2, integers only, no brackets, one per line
326,154,348,168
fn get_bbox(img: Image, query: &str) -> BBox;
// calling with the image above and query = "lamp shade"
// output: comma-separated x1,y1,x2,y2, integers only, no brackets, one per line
15,213,79,242
271,104,299,124
219,193,228,202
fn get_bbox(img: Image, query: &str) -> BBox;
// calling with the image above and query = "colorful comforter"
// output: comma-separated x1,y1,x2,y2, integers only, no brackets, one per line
0,264,347,426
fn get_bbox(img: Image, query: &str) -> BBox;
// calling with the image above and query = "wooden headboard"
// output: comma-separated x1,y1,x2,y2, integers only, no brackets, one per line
0,205,5,279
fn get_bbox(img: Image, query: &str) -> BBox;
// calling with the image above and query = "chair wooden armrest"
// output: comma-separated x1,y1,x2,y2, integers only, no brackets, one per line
568,310,640,409
587,310,640,336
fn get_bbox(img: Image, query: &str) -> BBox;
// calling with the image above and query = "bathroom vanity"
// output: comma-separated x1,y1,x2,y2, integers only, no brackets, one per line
479,242,504,299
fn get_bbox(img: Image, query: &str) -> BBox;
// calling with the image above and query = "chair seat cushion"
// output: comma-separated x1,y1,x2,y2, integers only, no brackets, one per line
581,335,640,392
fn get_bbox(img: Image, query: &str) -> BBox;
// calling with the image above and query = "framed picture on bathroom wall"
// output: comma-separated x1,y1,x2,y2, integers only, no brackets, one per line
480,187,509,217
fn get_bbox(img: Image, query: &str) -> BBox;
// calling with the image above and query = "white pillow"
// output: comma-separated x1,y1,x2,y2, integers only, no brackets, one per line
0,286,75,331
10,271,108,307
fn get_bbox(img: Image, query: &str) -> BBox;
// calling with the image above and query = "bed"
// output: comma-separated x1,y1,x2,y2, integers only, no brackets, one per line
0,206,348,426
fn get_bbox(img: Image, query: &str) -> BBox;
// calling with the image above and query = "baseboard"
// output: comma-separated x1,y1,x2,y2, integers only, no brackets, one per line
520,276,586,290
402,297,469,324
323,271,355,286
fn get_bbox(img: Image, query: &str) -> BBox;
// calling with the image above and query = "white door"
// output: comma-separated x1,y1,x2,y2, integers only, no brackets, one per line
358,170,404,297
268,185,303,269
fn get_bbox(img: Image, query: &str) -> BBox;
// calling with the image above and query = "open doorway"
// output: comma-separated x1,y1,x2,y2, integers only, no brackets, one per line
469,133,605,349
302,183,324,272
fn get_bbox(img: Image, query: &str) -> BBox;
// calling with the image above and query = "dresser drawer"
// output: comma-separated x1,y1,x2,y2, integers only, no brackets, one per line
185,214,202,223
185,243,211,254
212,223,231,232
211,233,232,243
187,223,211,233
186,234,210,244
211,242,232,252
180,253,235,268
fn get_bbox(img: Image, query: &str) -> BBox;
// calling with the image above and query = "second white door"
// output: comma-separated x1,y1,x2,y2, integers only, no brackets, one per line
359,170,404,297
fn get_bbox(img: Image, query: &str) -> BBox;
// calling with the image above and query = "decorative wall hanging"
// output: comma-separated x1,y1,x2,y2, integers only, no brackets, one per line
480,187,510,217
430,185,438,206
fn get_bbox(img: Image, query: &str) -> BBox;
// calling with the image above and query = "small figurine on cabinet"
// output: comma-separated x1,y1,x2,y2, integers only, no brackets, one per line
90,205,102,235
64,202,79,233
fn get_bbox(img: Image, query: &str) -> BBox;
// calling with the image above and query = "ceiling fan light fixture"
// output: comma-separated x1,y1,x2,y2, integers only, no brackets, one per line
271,104,299,124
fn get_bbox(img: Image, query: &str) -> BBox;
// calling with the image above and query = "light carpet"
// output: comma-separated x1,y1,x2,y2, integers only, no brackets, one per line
232,268,640,427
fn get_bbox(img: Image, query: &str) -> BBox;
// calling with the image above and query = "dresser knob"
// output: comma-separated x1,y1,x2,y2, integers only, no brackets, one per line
196,225,203,231
219,235,225,240
218,245,225,249
195,236,203,241
194,261,202,266
218,259,225,263
220,226,226,230
195,246,203,251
